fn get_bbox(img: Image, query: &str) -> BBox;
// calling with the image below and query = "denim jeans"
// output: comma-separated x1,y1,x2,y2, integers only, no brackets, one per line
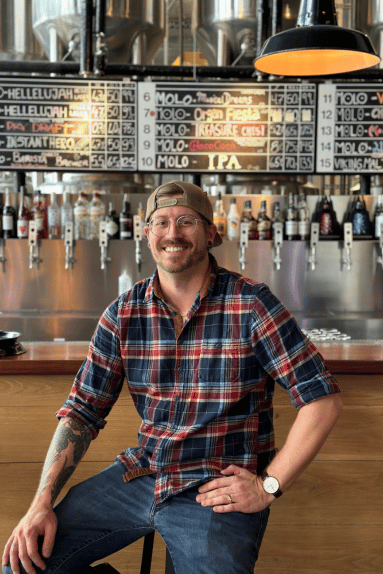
3,462,269,574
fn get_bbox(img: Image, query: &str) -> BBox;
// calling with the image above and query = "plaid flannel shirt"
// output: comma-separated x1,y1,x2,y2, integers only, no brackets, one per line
57,255,340,503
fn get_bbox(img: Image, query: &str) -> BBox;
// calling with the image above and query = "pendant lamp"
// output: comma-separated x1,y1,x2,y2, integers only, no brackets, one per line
254,0,380,76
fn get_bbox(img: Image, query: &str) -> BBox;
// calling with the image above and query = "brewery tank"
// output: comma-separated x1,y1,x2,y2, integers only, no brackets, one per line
32,0,165,64
0,0,44,61
193,0,260,66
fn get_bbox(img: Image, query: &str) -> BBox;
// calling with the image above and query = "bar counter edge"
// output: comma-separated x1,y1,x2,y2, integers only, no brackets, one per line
1,342,383,375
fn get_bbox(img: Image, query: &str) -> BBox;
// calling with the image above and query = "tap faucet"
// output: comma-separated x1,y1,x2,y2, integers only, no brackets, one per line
239,222,249,272
99,221,111,270
64,221,76,270
133,213,143,273
28,221,42,269
308,222,320,271
342,222,353,271
273,222,283,271
377,222,383,268
0,239,6,273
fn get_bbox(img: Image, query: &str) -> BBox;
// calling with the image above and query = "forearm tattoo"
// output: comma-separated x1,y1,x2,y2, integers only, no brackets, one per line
38,418,92,504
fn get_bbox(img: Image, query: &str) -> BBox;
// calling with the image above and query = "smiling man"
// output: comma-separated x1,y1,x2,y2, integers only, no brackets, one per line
3,180,342,574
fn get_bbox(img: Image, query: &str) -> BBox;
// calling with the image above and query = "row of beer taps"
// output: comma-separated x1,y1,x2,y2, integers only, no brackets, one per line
238,221,383,273
0,214,145,273
1,222,383,273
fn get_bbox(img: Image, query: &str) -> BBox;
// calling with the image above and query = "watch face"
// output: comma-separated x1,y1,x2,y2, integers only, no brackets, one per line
263,476,280,494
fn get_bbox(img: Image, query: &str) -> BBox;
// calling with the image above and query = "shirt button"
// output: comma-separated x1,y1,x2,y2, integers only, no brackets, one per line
174,396,180,402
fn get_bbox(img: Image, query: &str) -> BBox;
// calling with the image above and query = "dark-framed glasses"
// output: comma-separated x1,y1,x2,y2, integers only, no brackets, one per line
149,215,205,237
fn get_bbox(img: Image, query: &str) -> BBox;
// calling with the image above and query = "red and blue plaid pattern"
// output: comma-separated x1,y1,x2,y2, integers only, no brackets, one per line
57,255,339,503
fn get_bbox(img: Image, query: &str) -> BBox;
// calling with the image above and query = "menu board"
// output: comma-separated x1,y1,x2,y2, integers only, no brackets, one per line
0,78,137,171
317,83,383,173
138,82,316,172
5,78,383,175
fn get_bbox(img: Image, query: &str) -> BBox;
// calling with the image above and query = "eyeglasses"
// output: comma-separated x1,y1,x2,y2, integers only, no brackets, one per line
149,215,205,237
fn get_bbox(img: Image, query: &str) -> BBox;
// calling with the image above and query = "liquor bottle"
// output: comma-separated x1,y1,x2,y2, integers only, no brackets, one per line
48,193,61,239
227,197,241,241
105,202,119,239
2,190,16,238
88,192,105,240
61,192,74,238
119,193,133,239
33,190,48,239
257,200,272,240
74,192,90,239
351,196,371,237
374,196,383,238
285,193,298,240
297,193,310,240
240,200,257,240
272,202,284,239
213,192,227,238
17,186,32,239
318,196,338,237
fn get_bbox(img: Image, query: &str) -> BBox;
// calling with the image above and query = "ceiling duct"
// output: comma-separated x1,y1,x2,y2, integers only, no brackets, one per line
31,0,165,64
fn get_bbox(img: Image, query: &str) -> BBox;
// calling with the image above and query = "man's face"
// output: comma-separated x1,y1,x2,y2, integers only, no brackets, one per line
144,201,216,275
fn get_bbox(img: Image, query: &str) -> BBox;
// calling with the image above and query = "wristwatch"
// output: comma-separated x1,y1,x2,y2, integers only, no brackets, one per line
261,470,283,498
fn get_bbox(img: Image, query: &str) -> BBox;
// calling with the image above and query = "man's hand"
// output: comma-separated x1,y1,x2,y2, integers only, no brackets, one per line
2,503,57,574
196,465,274,513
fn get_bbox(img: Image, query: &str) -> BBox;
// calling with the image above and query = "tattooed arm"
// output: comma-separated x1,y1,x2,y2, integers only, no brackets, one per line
2,417,92,574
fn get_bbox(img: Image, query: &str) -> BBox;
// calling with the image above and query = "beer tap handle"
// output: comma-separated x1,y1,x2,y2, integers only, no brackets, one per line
64,221,75,270
133,214,143,273
99,221,111,270
377,222,383,268
28,221,42,269
239,222,249,272
342,222,353,271
308,222,319,271
0,239,6,273
273,222,283,271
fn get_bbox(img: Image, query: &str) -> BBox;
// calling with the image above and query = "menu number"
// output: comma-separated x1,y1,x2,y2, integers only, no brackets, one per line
317,84,336,172
138,83,156,171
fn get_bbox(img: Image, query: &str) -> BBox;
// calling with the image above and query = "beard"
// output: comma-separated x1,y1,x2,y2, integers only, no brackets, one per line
151,239,209,274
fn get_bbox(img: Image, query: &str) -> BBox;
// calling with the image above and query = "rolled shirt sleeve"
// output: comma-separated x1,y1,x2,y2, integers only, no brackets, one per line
56,298,125,439
251,284,340,409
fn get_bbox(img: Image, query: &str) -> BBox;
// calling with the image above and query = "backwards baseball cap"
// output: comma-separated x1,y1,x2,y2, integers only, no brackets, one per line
145,180,222,247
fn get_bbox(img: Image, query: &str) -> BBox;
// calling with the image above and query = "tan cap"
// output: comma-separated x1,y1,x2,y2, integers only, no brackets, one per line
145,180,222,247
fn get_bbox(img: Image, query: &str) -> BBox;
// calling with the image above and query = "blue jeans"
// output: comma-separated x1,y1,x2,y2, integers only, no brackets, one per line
3,462,269,574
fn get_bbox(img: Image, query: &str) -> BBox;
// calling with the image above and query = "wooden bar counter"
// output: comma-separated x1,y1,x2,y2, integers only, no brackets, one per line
1,340,383,375
1,341,383,573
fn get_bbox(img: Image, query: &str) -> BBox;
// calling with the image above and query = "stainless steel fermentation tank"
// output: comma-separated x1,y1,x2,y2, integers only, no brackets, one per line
31,0,165,64
0,0,44,61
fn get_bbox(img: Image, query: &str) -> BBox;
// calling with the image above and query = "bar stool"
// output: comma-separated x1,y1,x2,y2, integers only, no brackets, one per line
92,532,175,574
140,532,175,574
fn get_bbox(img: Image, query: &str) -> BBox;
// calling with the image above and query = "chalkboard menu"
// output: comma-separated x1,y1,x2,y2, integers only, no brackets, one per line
0,78,137,171
138,82,316,172
317,83,383,173
5,77,383,175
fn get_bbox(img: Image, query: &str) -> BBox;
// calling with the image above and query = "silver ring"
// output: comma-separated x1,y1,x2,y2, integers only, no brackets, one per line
227,493,232,504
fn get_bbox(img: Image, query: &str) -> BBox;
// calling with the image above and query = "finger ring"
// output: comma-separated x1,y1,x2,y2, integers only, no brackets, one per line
227,493,232,504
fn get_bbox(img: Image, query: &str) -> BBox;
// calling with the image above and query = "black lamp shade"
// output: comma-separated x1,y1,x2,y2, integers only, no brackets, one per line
254,0,380,76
